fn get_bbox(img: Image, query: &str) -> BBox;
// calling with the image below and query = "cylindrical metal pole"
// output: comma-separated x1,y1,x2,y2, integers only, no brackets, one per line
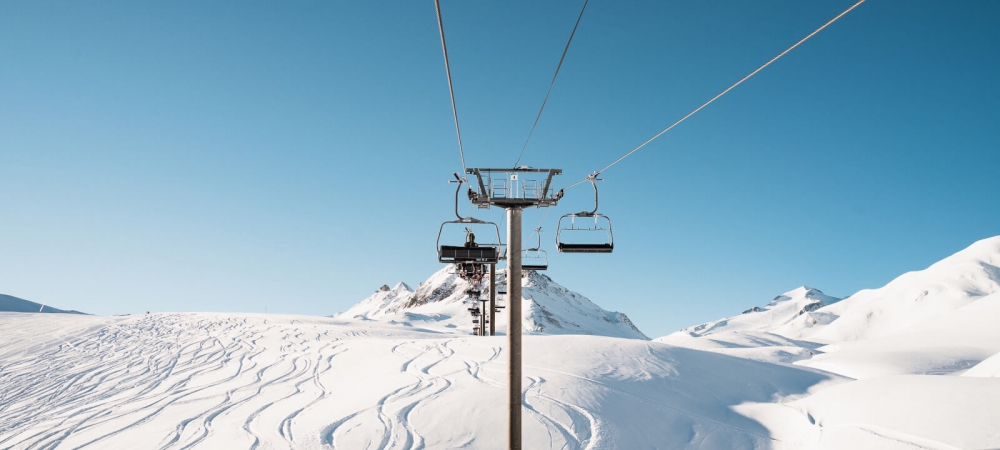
506,207,522,450
489,263,497,337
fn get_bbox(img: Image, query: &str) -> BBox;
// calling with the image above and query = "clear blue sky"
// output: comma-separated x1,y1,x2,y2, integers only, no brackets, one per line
2,1,998,338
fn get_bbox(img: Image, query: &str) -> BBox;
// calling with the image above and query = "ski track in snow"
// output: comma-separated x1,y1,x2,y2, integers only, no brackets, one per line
0,314,622,450
0,315,346,450
5,311,987,449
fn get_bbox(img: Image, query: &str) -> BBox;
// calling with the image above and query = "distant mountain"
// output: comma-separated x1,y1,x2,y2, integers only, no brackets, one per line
659,235,1000,378
336,267,648,340
802,235,1000,342
655,287,841,364
666,286,841,339
0,294,86,314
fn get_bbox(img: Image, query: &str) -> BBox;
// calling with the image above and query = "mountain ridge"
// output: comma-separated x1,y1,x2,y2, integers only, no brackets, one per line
336,267,648,340
657,235,1000,378
0,294,86,315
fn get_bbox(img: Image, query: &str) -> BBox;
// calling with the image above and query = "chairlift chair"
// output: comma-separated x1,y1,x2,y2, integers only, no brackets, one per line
438,174,503,278
465,286,482,296
521,227,549,271
555,176,614,253
494,291,507,310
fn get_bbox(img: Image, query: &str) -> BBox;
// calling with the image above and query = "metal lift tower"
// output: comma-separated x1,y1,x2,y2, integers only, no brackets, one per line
466,167,561,450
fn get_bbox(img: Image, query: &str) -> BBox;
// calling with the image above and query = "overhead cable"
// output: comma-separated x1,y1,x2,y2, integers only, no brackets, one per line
513,0,590,168
435,0,468,176
563,0,867,189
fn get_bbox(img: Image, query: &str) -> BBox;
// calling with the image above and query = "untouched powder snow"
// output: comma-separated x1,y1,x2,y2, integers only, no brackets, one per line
793,236,1000,378
335,267,647,340
804,235,1000,343
963,351,1000,377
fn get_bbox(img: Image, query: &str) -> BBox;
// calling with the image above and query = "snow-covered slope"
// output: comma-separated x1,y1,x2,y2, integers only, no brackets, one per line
2,311,996,450
0,312,846,450
799,291,1000,378
0,293,85,314
963,351,1000,377
658,236,1000,379
792,236,1000,377
804,235,1000,342
337,282,414,319
666,286,840,338
336,267,647,340
654,287,839,364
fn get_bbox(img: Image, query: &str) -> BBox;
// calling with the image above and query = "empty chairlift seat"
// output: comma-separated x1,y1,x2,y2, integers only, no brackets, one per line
557,242,613,253
555,213,614,253
521,227,550,270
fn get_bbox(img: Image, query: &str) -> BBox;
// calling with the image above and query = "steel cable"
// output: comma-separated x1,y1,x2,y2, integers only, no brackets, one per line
514,0,590,169
435,0,468,176
562,0,867,190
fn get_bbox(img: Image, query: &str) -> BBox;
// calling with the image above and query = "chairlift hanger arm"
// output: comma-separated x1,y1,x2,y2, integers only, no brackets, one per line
451,173,465,221
576,175,603,216
525,227,543,252
449,173,490,225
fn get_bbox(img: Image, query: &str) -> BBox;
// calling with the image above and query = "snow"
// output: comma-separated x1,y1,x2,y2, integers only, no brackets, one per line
0,312,843,449
964,351,1000,377
798,291,1000,378
801,236,1000,343
649,235,1000,448
655,287,838,365
3,236,1000,449
335,267,647,340
667,286,841,339
787,375,1000,450
658,236,1000,377
0,293,85,314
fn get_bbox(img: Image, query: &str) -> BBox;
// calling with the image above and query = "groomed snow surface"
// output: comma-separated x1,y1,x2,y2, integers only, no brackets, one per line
2,236,999,449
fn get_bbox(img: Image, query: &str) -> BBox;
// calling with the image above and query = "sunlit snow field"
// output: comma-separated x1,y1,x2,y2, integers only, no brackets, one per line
2,237,1000,449
0,312,840,449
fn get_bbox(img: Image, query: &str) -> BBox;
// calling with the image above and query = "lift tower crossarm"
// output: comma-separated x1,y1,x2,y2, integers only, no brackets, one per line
466,168,563,208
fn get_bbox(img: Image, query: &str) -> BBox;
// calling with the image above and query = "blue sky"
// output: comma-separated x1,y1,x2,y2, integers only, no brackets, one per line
2,1,998,337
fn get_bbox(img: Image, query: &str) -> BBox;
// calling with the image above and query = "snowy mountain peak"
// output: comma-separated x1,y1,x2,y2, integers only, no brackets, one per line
802,235,1000,342
666,286,842,339
658,235,1000,380
338,281,415,320
768,286,832,306
335,266,647,339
